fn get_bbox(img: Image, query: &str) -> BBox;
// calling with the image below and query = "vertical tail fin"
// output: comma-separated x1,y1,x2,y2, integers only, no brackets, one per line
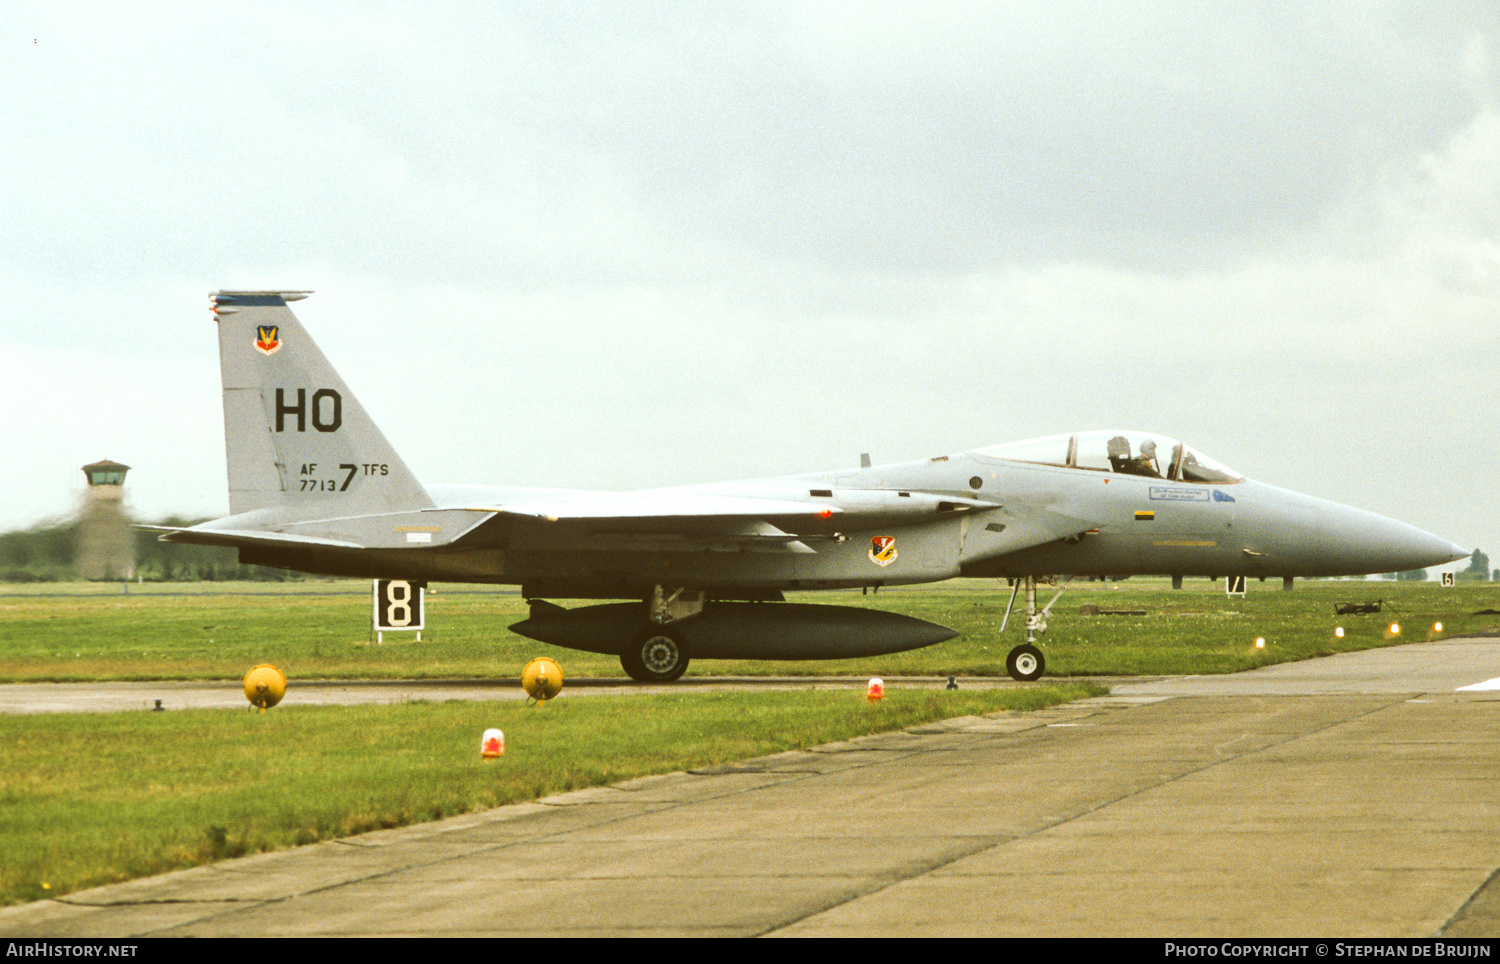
211,291,434,516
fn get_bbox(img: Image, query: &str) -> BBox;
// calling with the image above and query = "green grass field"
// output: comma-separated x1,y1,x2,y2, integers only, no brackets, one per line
0,684,1101,906
1,578,1496,682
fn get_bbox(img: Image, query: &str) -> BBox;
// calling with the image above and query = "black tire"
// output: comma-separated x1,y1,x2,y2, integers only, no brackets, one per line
1006,644,1045,682
621,627,690,682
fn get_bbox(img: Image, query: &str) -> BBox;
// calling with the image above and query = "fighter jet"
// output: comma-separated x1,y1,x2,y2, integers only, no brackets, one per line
158,291,1469,682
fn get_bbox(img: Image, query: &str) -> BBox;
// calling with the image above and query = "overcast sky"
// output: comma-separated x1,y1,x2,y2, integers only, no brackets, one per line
3,1,1496,571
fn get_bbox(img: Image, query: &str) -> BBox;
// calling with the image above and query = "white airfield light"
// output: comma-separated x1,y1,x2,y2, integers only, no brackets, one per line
1254,637,1265,649
1334,627,1345,638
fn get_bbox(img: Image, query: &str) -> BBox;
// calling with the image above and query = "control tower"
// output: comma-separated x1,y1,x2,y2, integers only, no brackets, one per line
77,460,134,580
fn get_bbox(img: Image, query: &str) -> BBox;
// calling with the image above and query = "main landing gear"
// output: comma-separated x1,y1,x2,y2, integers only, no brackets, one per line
1000,575,1074,682
621,626,690,682
619,586,701,683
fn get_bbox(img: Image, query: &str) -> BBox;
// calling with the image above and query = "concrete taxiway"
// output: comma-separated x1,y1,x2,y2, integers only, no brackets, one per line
3,637,1499,937
0,675,1015,715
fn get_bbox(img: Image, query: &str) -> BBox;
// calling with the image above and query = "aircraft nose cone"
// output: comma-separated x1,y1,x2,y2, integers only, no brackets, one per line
1247,482,1471,576
1391,529,1469,570
1323,511,1469,574
1439,539,1471,566
1404,536,1476,572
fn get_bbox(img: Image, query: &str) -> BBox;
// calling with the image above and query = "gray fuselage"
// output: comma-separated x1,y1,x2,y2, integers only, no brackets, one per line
231,449,1463,597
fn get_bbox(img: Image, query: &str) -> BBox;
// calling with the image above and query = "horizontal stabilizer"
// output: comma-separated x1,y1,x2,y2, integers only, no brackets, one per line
148,525,364,551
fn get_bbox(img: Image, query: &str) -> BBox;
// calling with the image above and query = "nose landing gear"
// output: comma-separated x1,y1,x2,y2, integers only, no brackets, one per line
1006,643,1045,682
1000,575,1073,682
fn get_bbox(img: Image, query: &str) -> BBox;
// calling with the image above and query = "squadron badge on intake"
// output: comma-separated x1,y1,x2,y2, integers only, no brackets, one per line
869,535,897,567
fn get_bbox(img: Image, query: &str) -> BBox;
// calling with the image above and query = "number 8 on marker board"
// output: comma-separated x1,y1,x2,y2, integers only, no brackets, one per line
374,579,426,641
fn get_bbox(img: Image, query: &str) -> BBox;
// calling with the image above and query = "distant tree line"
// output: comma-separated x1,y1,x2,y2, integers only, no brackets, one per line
0,517,304,583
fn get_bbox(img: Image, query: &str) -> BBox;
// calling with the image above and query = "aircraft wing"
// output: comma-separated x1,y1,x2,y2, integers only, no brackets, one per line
452,489,996,531
143,490,1089,560
465,493,845,525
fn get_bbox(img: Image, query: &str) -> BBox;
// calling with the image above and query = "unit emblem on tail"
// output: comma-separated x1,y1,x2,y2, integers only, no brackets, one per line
254,325,281,355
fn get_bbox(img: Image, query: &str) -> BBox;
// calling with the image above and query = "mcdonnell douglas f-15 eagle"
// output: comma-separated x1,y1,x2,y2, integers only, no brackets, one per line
155,292,1469,682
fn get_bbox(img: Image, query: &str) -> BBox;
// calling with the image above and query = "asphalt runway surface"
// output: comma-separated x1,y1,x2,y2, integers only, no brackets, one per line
4,639,1500,937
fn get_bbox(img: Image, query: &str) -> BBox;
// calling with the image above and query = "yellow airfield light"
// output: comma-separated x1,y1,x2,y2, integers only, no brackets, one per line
522,657,563,703
1434,622,1444,633
1254,637,1266,649
1335,627,1345,638
1389,623,1401,636
243,664,286,712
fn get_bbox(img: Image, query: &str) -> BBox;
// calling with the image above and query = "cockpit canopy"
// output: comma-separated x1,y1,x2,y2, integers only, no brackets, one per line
973,430,1243,484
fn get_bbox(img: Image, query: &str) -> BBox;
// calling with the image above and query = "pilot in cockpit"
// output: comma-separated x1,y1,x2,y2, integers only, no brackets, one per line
1123,439,1162,478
